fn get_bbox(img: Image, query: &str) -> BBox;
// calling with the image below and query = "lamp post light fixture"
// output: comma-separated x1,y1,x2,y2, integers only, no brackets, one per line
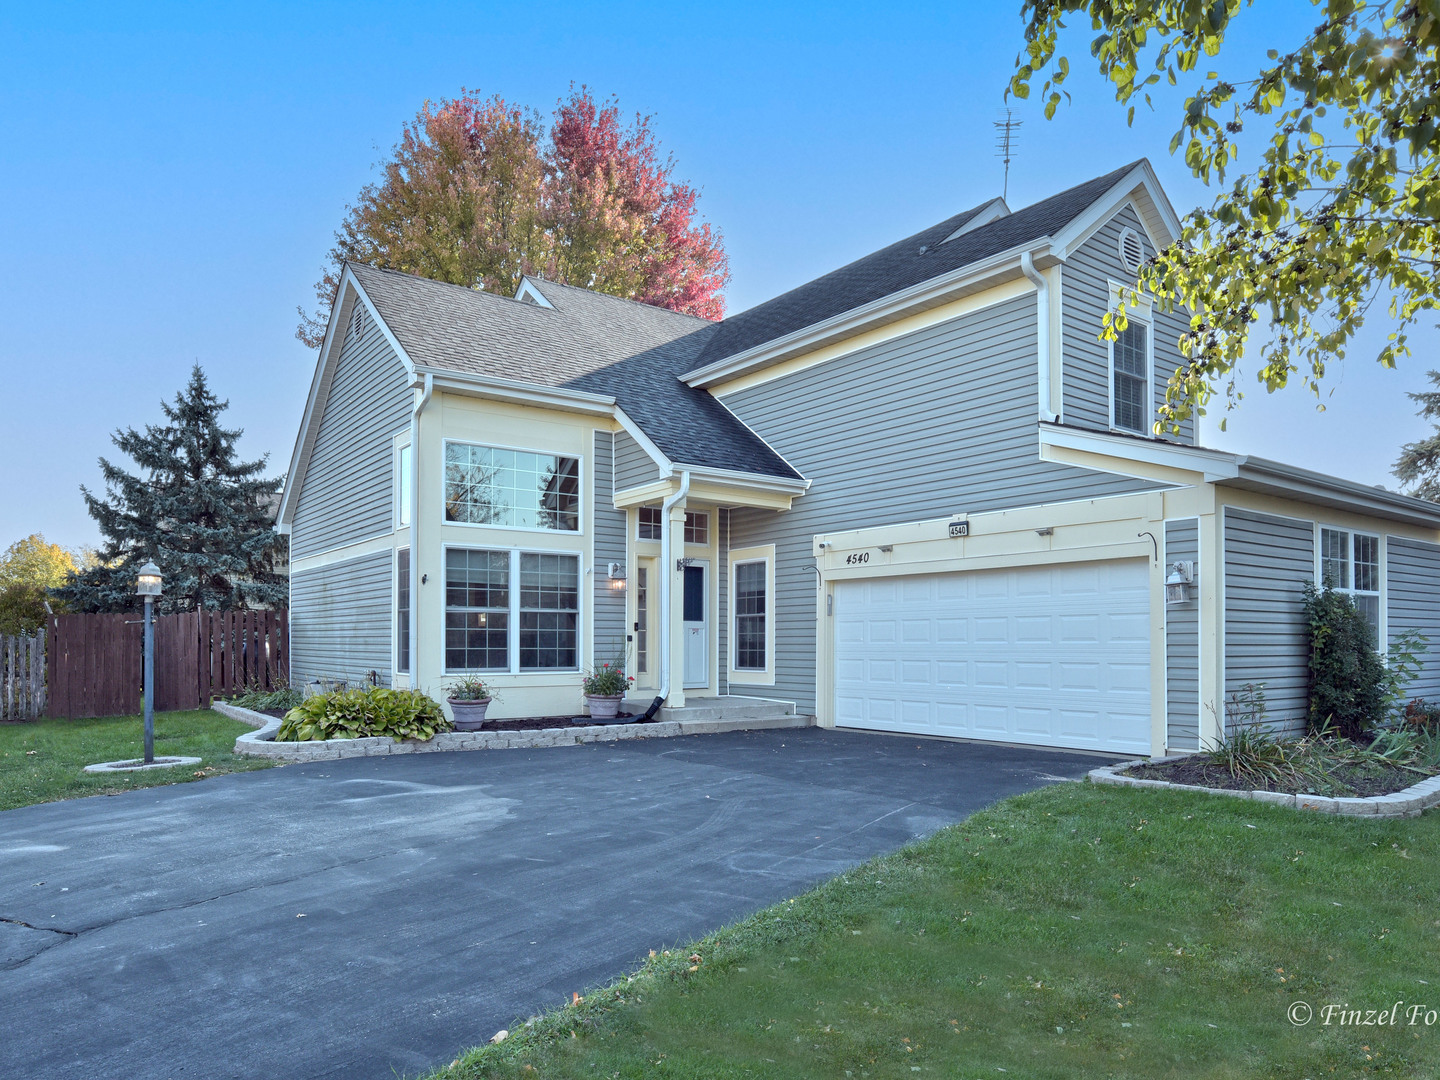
135,562,163,764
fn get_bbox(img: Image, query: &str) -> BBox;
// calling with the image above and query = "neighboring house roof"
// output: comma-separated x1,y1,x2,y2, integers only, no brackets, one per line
348,263,801,480
690,161,1146,368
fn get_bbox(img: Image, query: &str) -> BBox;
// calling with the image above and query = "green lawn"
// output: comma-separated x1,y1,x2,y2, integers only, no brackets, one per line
436,783,1440,1079
0,710,273,811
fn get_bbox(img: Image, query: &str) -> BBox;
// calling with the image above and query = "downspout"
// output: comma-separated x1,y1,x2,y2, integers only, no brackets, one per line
408,372,433,688
1020,252,1059,423
644,469,691,719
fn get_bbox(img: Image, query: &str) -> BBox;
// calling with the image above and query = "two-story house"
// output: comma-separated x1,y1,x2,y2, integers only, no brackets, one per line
276,159,1440,756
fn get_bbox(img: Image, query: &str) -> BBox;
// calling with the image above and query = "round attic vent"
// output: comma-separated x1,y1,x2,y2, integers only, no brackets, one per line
1118,227,1145,273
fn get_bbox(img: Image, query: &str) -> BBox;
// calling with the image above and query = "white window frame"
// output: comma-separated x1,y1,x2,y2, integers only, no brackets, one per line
637,505,662,541
1316,524,1385,646
393,435,412,529
441,543,585,675
727,544,775,685
394,546,411,676
684,511,710,546
440,438,584,535
1107,281,1153,436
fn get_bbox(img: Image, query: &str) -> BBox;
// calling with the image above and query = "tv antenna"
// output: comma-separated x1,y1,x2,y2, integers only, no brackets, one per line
995,109,1022,201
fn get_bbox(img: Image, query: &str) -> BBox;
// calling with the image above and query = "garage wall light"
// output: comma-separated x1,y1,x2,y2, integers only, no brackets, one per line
1165,561,1194,605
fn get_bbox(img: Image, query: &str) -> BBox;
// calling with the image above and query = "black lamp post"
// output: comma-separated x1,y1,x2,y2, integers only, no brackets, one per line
136,562,163,764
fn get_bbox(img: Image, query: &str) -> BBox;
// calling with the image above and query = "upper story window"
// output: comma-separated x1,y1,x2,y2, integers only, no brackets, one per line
444,443,579,531
1320,527,1381,635
638,505,662,540
1111,321,1150,434
396,442,412,527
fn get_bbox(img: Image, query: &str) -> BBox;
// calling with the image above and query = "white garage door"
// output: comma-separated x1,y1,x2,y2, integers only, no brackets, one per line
834,559,1151,754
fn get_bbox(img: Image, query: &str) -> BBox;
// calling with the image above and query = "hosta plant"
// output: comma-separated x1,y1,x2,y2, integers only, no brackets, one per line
277,687,451,742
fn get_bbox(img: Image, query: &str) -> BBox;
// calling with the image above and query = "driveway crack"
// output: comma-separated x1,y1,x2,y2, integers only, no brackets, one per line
1,916,77,936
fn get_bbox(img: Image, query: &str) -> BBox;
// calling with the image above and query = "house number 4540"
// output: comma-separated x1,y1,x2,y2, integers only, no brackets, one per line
844,552,871,566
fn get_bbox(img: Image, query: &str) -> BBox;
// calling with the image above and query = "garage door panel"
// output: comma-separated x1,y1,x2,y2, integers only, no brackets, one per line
835,559,1151,754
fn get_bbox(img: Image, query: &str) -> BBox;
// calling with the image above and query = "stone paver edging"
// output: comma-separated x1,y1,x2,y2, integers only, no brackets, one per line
1090,754,1440,818
213,701,813,762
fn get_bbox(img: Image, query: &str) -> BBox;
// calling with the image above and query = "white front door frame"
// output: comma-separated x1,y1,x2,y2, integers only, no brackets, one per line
682,559,709,689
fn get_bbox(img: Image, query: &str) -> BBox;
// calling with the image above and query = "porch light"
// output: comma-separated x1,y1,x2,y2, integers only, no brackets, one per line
607,562,627,591
1165,562,1193,606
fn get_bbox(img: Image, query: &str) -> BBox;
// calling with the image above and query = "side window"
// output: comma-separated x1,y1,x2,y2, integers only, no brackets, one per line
396,548,410,674
637,505,662,540
397,442,412,527
1320,527,1382,636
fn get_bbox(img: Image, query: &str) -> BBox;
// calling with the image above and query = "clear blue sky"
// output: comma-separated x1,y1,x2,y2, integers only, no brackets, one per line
2,1,1434,553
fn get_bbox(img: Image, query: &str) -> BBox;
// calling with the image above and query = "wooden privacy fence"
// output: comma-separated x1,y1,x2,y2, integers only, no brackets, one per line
1,630,46,721
45,610,288,719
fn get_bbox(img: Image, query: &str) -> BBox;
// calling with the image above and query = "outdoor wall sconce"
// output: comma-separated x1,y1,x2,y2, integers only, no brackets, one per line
1165,561,1195,606
607,561,627,591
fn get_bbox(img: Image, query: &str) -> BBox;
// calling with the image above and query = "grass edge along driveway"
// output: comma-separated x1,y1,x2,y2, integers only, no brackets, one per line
0,710,273,811
432,782,1440,1080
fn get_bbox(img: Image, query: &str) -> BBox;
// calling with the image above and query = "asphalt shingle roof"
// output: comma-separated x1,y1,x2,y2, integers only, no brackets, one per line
691,161,1143,368
350,264,801,479
347,162,1141,483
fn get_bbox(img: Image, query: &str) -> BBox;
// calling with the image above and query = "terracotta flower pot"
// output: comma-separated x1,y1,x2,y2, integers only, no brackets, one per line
448,698,492,731
585,694,625,722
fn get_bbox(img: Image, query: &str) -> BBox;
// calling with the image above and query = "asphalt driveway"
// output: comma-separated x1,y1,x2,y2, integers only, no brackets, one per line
0,727,1106,1080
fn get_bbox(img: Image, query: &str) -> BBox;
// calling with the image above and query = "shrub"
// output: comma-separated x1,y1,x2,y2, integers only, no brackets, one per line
1208,684,1303,785
277,687,450,742
1404,697,1440,733
1304,583,1388,739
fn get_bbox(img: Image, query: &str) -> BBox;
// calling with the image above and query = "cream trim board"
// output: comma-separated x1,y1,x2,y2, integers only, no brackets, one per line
710,276,1036,398
439,541,586,676
1215,486,1440,545
439,437,585,537
728,544,776,686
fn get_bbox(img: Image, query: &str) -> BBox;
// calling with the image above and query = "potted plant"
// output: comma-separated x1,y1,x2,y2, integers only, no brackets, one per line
581,662,633,723
447,677,498,730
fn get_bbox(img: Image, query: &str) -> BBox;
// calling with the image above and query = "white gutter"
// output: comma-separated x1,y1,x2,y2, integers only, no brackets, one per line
407,372,434,682
1020,252,1058,424
656,470,691,703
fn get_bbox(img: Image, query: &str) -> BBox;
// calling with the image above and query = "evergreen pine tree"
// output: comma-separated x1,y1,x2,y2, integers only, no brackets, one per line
1395,370,1440,503
55,365,288,612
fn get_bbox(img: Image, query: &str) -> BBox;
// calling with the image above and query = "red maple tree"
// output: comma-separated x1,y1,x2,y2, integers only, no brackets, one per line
298,86,728,346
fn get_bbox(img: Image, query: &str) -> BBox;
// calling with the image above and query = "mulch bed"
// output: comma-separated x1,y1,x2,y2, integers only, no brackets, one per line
1126,755,1433,797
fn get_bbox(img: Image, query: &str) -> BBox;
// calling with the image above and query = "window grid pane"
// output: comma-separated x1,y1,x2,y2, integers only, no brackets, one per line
1321,528,1350,589
636,567,648,674
684,512,709,546
519,553,579,670
444,443,579,531
638,506,662,540
1112,324,1148,433
445,549,510,671
734,561,767,671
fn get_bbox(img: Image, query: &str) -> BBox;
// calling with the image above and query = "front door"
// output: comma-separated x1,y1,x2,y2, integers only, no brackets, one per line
682,561,708,688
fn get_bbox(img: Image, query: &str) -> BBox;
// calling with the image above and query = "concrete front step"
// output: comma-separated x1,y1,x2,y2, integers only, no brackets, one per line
623,696,796,724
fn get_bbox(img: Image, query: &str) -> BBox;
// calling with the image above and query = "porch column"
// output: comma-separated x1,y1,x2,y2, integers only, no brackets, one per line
664,499,688,709
1197,488,1224,749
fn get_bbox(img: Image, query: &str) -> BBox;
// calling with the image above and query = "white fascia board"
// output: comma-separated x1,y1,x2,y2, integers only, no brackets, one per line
349,272,419,379
1232,459,1440,528
417,368,616,415
680,241,1049,389
612,406,673,474
668,462,811,494
1051,160,1184,260
1038,423,1241,483
514,277,555,308
941,197,1011,243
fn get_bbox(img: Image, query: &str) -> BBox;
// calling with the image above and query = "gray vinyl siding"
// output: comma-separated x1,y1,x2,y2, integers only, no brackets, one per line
722,293,1162,713
614,430,660,492
1388,537,1440,701
1061,204,1195,445
592,432,628,665
1164,518,1200,750
1223,508,1315,734
291,318,411,559
289,550,393,686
